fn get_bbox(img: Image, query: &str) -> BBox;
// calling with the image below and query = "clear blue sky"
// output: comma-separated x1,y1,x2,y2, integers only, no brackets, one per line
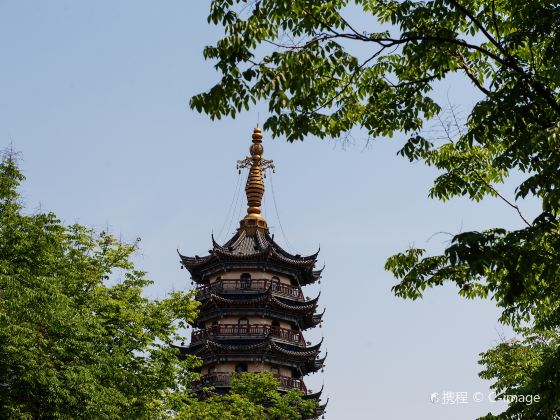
0,2,541,419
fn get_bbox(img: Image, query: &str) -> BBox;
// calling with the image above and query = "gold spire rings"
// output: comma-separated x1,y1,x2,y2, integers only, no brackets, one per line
236,127,275,231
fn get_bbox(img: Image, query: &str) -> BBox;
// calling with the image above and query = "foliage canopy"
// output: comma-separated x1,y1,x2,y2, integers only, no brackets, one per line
0,151,201,418
0,151,317,419
192,0,560,417
179,372,317,420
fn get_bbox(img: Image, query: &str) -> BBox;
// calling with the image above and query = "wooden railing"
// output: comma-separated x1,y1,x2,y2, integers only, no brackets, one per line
191,324,305,345
276,375,307,393
197,279,304,300
200,372,231,387
201,372,307,393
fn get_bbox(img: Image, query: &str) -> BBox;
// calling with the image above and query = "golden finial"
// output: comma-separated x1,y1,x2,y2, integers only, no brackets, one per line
237,126,275,232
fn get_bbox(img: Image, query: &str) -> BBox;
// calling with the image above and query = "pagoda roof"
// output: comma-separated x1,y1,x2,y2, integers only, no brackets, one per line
271,339,324,358
217,229,318,264
193,306,323,331
179,228,321,285
199,288,321,313
306,393,328,417
178,337,325,374
303,385,325,401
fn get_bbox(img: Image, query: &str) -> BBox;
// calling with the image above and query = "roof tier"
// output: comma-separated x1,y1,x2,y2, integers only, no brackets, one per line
190,289,324,330
177,337,325,375
180,228,322,286
191,306,324,331
197,288,320,311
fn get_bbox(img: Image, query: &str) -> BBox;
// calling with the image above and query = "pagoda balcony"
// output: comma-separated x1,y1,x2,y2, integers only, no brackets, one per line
191,324,305,346
196,279,304,301
200,372,308,393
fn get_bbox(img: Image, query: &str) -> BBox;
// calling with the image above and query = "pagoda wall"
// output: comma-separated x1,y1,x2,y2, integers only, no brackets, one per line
203,316,293,330
210,270,294,286
202,362,293,377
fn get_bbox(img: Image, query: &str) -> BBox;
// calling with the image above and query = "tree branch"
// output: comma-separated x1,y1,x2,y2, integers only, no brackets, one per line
458,59,492,96
448,0,560,114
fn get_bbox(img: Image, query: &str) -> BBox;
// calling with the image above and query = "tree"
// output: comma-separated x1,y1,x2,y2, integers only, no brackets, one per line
178,372,317,420
478,328,560,419
0,151,315,419
0,150,201,419
191,0,560,416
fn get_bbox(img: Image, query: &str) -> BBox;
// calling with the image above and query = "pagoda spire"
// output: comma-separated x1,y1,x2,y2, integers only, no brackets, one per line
177,125,326,417
237,126,275,231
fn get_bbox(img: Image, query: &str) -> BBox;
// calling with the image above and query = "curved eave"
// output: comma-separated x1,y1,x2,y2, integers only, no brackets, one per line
314,397,329,417
311,307,326,324
284,291,320,307
314,351,327,369
200,291,319,314
174,341,203,356
209,246,318,270
180,229,320,277
312,264,325,280
276,338,324,354
192,309,322,331
181,256,320,286
205,292,271,306
303,385,325,401
270,246,318,267
314,359,325,371
301,351,325,374
270,295,318,312
271,342,321,359
181,338,322,360
179,251,213,269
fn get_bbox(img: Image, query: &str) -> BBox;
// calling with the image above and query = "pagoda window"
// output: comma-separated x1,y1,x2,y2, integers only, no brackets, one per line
271,276,280,291
238,317,248,334
271,366,280,376
271,320,280,329
235,363,248,373
240,273,251,289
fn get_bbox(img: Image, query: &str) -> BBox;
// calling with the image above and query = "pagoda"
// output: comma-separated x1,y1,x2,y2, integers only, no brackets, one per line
177,127,326,414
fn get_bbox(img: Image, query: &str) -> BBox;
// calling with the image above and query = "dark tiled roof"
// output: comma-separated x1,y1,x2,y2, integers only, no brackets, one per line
199,290,320,314
220,228,270,255
179,228,321,285
177,337,324,374
214,229,318,264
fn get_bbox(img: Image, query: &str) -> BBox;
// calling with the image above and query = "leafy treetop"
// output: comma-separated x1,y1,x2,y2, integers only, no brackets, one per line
192,2,560,417
178,372,317,420
0,151,201,419
192,0,560,330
